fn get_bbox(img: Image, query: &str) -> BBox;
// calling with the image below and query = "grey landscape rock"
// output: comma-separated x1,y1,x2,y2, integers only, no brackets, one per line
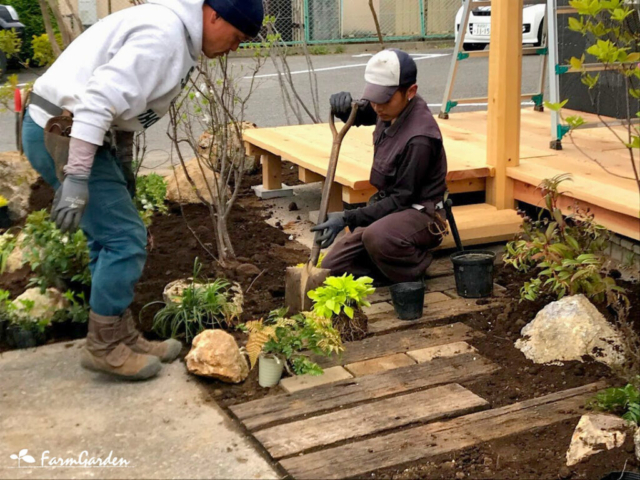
515,294,624,366
13,288,68,321
185,329,249,383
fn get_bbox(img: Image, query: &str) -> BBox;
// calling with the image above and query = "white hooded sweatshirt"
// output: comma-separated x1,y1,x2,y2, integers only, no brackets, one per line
29,0,203,147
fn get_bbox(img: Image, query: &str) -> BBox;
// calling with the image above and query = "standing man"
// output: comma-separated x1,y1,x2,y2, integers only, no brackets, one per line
313,49,448,286
22,0,263,380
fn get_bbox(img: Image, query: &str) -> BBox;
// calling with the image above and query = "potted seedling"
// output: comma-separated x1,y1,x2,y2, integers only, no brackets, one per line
243,310,344,388
308,274,375,342
0,195,11,229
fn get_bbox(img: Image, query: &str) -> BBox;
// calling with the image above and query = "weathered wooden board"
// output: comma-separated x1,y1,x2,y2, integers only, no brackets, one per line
230,353,500,431
312,322,482,368
280,382,605,479
255,383,489,459
367,298,502,334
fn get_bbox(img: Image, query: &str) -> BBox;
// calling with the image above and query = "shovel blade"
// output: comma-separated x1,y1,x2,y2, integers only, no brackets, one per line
284,264,331,315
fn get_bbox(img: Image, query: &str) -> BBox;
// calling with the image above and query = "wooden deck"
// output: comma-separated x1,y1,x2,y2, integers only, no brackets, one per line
229,266,605,479
244,107,639,244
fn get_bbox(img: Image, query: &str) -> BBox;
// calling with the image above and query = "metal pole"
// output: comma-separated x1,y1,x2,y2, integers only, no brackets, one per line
438,0,473,119
547,0,562,149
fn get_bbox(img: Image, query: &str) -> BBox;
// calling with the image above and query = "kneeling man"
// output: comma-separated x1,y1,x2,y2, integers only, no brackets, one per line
313,49,448,285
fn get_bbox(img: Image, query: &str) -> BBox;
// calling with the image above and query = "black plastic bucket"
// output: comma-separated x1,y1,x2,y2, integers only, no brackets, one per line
451,250,496,298
389,281,425,321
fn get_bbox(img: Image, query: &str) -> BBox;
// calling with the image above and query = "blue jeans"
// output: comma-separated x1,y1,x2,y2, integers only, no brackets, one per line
22,109,147,317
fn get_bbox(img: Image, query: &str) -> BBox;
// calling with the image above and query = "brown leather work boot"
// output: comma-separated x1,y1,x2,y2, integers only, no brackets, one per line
81,312,161,380
121,311,182,363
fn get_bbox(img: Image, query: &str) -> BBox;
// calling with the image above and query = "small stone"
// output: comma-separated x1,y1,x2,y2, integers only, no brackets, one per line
566,414,627,466
558,466,572,479
288,202,299,211
455,472,465,479
236,263,261,277
288,235,294,241
515,319,527,328
185,329,249,383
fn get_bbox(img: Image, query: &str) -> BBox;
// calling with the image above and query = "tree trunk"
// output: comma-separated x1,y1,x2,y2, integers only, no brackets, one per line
45,0,73,47
38,0,62,58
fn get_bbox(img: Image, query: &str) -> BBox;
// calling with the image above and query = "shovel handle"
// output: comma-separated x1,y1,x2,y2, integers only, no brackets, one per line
310,103,359,266
444,198,464,253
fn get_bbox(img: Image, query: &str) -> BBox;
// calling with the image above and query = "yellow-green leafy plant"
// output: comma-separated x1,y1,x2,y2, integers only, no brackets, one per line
545,0,640,191
0,230,18,274
0,195,8,208
242,309,343,376
308,274,375,320
504,174,625,303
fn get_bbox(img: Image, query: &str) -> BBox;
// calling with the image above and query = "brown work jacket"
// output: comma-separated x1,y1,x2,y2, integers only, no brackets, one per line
338,94,448,229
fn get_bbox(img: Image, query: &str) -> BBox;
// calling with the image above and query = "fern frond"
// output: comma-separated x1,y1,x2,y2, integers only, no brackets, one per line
246,326,276,369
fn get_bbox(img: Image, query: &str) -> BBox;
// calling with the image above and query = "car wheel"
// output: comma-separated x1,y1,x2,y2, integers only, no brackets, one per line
534,23,543,47
463,43,486,51
0,51,7,81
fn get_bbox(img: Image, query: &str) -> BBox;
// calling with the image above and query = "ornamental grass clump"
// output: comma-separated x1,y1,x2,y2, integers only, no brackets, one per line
308,274,375,342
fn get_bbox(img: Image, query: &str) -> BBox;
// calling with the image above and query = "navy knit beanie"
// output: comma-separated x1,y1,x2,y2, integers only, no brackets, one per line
204,0,264,38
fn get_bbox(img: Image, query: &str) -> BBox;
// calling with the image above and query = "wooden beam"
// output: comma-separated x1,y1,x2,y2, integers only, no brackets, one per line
447,177,486,194
342,186,377,204
261,153,282,191
243,141,270,158
513,180,640,240
486,0,523,210
298,166,324,184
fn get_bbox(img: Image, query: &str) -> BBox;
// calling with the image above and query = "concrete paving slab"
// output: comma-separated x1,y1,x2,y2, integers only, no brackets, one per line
344,353,416,377
0,341,278,480
407,341,477,363
279,366,353,393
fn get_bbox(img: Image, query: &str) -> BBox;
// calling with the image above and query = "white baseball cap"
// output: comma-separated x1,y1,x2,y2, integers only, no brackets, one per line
362,49,418,104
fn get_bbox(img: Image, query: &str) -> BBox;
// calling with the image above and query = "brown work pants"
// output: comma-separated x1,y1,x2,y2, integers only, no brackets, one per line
322,208,444,284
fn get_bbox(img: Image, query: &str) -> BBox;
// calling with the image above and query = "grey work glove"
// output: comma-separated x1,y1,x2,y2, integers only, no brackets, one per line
330,92,353,116
122,161,136,198
51,174,89,233
311,212,346,249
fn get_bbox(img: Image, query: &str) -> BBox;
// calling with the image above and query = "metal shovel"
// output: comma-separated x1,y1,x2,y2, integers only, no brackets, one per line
284,104,359,314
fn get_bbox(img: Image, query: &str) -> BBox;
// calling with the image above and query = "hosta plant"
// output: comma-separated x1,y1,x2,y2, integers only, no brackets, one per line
588,381,640,426
242,309,343,376
148,259,243,342
504,174,625,303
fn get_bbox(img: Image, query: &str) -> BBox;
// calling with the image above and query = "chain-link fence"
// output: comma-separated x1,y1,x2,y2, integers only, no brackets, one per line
65,0,459,43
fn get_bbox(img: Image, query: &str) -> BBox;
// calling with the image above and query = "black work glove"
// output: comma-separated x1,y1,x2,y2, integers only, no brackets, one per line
51,175,89,233
311,212,346,249
122,161,136,198
330,92,353,117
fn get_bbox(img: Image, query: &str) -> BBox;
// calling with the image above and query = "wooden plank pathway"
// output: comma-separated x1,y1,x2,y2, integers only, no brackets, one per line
228,274,602,479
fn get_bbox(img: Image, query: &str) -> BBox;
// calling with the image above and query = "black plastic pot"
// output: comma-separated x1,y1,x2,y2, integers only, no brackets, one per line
451,250,496,298
600,473,640,480
5,325,45,349
0,206,11,229
69,322,88,339
389,281,425,321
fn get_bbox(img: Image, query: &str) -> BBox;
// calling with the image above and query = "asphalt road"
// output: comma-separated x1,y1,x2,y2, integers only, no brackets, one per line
0,47,548,171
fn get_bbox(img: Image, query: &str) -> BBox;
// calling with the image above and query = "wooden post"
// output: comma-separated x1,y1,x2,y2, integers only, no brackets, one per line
328,181,343,213
262,153,283,191
486,0,523,210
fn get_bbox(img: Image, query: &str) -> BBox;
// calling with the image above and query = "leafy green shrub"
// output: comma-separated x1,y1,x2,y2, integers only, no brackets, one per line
135,173,168,227
5,0,48,59
334,45,345,54
309,45,330,55
308,274,375,320
31,32,62,67
21,210,91,291
588,382,640,426
243,310,343,376
0,29,22,61
52,291,89,324
504,174,624,303
148,259,243,342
